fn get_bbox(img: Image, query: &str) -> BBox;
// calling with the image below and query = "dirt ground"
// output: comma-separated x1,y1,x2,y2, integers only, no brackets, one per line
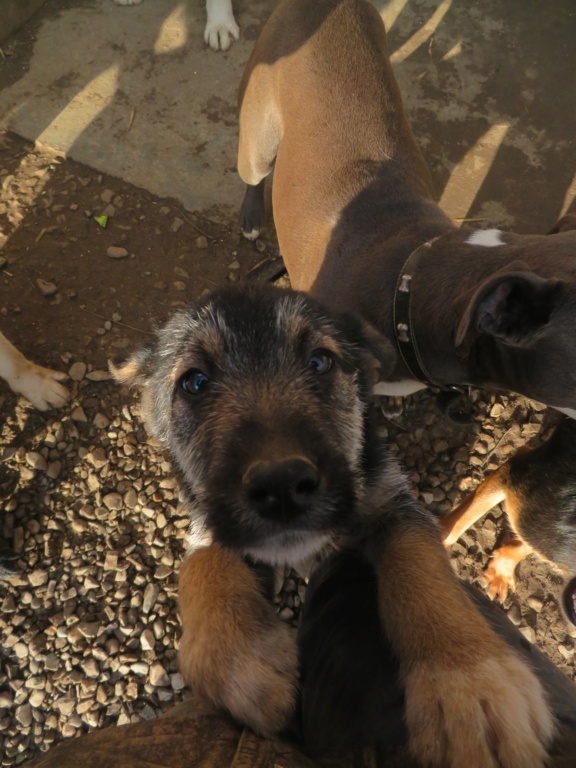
1,125,575,764
1,2,576,766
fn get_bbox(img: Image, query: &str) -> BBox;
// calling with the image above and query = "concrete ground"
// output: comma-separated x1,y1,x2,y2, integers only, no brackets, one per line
0,0,574,227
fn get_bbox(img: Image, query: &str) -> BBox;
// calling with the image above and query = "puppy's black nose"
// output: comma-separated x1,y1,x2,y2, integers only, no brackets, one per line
244,458,320,521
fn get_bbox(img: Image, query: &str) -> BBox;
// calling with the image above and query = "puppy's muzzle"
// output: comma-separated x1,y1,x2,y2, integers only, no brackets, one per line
243,458,320,521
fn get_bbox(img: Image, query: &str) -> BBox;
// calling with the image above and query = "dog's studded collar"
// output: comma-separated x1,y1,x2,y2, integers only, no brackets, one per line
393,236,448,390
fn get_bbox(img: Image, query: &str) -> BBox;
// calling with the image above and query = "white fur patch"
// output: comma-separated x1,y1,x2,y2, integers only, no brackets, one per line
465,229,504,247
557,407,576,421
242,531,334,568
372,379,427,396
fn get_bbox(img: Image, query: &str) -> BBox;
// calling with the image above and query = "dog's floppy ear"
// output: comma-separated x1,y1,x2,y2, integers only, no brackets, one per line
339,314,397,381
455,266,562,347
547,213,576,234
109,344,156,388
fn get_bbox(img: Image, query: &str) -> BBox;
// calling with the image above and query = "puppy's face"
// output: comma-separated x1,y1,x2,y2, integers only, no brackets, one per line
114,284,394,565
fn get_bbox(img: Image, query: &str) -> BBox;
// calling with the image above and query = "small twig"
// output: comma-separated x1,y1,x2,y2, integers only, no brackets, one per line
84,309,154,336
128,108,135,131
35,225,57,243
455,217,488,223
176,208,216,241
482,427,512,468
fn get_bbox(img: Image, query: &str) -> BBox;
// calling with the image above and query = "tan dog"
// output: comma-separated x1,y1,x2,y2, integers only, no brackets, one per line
115,282,554,768
440,416,576,601
238,0,576,418
0,332,69,410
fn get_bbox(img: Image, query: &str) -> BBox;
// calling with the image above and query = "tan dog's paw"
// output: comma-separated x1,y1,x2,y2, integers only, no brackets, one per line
404,653,554,768
483,549,519,601
11,363,70,410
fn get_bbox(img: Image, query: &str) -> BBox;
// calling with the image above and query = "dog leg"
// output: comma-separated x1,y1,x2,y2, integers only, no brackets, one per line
372,519,554,768
440,466,508,546
205,0,239,52
239,179,266,240
178,544,298,737
237,59,282,241
0,332,69,410
484,539,534,601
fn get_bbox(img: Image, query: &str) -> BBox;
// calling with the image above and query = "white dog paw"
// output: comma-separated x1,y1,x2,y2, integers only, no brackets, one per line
113,0,143,6
205,0,239,51
11,364,70,411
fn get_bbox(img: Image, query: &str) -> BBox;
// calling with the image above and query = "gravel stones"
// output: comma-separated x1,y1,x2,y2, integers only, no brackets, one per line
149,663,170,688
68,362,87,381
107,246,128,259
36,278,58,297
142,583,160,614
0,353,574,766
103,493,123,511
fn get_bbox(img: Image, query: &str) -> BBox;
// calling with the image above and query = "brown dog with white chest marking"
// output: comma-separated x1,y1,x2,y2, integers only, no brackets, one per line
238,0,576,416
115,281,554,768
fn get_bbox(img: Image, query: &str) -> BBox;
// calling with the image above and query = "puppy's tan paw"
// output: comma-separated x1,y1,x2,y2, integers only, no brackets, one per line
178,546,297,737
405,654,554,768
180,609,297,736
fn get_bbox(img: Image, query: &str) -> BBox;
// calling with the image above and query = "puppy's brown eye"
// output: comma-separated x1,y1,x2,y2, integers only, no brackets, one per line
180,369,209,395
308,349,333,375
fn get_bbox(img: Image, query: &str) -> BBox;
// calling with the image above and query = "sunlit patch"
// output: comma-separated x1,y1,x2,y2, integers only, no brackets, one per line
465,229,504,247
440,123,509,222
441,40,462,62
389,0,452,64
153,4,188,55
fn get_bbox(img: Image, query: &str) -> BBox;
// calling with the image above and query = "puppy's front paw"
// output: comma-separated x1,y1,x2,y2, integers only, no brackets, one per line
178,546,297,737
205,0,239,51
10,363,70,410
113,0,143,5
180,605,297,736
404,653,554,768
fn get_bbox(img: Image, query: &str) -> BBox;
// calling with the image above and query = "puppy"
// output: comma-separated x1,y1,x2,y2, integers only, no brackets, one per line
114,282,554,768
297,548,576,762
112,0,240,52
0,331,69,410
238,0,576,417
440,417,576,601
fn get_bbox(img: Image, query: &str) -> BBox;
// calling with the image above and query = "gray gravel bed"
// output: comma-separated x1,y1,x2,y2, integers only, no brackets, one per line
0,372,575,764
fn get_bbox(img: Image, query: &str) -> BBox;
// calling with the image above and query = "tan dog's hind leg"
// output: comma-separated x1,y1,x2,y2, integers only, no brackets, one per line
484,539,534,601
440,466,508,546
178,544,298,737
0,332,69,410
376,523,554,768
238,59,282,240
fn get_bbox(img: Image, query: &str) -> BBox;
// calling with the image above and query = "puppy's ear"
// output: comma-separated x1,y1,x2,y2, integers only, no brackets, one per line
455,267,562,348
109,344,155,388
547,213,576,234
339,315,397,381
